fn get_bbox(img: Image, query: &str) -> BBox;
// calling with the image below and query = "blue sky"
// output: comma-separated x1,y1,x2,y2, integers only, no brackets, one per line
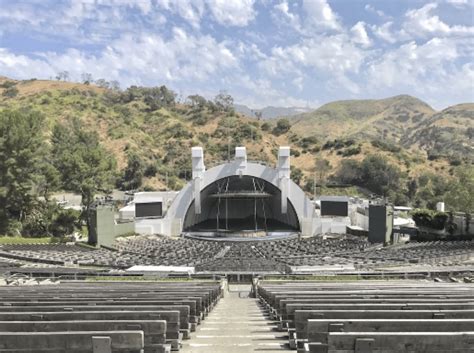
0,0,472,109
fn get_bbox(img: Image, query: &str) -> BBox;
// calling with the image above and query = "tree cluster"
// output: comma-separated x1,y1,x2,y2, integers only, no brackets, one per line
0,109,117,238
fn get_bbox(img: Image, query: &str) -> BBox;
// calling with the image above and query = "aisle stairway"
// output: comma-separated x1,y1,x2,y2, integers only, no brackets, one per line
182,284,289,353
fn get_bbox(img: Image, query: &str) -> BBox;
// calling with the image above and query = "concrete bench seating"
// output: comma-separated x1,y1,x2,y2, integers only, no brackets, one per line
305,332,474,353
0,281,223,352
0,299,201,327
0,320,170,353
2,237,471,271
0,311,181,350
283,303,474,328
0,331,145,353
306,318,474,344
257,281,474,351
1,299,203,325
0,305,192,336
295,310,474,351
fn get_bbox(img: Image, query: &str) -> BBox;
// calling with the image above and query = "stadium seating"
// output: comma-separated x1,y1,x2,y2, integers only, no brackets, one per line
257,281,474,352
0,281,222,352
0,237,472,274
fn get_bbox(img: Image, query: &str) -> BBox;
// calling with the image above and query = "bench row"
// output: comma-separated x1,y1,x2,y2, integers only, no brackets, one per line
0,281,223,352
257,281,474,352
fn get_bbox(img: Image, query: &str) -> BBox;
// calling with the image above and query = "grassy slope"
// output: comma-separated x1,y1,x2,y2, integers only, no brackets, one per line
291,95,436,142
402,103,474,159
0,77,469,192
0,236,52,244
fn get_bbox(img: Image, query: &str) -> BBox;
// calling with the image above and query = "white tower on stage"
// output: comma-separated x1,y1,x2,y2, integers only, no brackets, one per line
192,147,205,214
277,146,291,214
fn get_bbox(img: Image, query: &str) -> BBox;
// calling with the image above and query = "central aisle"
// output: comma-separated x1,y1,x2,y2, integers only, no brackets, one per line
181,284,289,353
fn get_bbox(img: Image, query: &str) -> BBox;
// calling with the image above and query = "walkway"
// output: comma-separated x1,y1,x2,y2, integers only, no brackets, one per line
181,284,289,353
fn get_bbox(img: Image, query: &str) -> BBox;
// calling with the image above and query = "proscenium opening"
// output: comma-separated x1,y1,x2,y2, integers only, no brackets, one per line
183,175,300,233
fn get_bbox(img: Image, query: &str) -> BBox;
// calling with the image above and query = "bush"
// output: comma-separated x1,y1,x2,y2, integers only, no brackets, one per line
261,122,270,131
2,86,19,98
411,209,448,230
370,139,401,153
297,136,318,149
50,209,81,237
272,119,290,135
449,157,462,166
340,145,361,157
0,81,16,89
144,164,158,177
323,138,355,150
291,166,303,185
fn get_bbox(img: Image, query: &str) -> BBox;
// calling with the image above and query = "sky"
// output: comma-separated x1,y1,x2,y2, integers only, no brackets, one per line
0,0,473,110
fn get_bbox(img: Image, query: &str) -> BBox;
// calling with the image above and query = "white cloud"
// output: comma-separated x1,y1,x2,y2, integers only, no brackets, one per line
351,21,372,47
292,76,304,91
156,0,204,28
0,28,239,86
302,0,341,31
261,34,367,75
364,4,387,18
366,37,463,92
273,1,301,30
0,49,56,79
404,3,474,37
371,22,396,43
233,75,316,108
206,0,256,27
446,0,470,7
371,21,412,44
258,34,366,95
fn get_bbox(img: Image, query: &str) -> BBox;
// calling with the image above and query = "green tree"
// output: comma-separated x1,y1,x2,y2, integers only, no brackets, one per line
272,118,291,135
291,166,303,186
143,86,176,111
0,110,49,233
214,91,234,113
334,159,361,185
359,155,401,197
315,157,332,187
187,94,207,109
119,152,145,191
445,165,474,213
52,118,117,237
413,173,448,209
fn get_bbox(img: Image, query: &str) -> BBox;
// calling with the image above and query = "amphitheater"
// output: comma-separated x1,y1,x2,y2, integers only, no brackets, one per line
0,148,473,352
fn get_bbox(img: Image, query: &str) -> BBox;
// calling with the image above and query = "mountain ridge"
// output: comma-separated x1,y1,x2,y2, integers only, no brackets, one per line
0,76,472,195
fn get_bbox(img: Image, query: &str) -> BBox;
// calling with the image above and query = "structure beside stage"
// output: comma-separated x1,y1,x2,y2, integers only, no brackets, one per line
135,146,316,238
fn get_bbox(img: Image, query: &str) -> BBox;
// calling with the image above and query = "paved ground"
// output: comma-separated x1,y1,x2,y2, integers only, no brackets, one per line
182,284,289,353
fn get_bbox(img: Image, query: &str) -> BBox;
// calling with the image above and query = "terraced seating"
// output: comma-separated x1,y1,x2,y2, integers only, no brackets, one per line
1,237,472,274
197,242,289,273
253,236,371,267
257,281,474,352
0,331,145,352
0,244,133,268
0,281,222,352
351,240,474,266
114,236,226,267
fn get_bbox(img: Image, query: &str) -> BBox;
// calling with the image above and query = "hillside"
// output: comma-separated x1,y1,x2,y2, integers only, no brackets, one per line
0,77,471,197
235,104,312,119
402,103,474,161
291,95,435,141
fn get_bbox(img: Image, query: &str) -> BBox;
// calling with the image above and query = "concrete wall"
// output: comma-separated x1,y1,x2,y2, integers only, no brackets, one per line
89,205,135,246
